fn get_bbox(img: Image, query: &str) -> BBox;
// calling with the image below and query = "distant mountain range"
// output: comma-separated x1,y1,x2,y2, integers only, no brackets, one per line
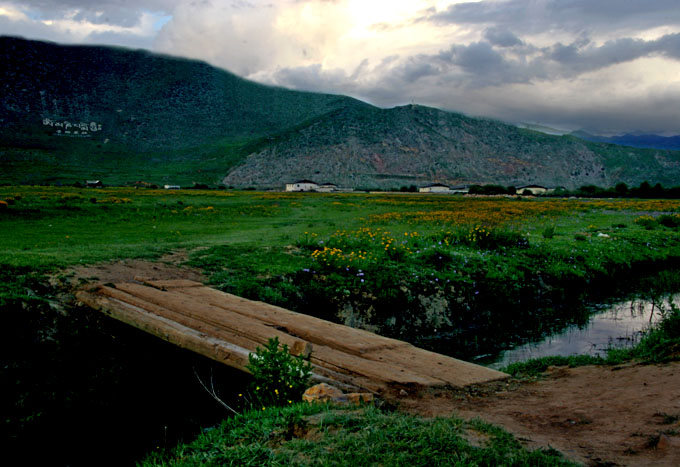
2,36,680,189
570,131,680,151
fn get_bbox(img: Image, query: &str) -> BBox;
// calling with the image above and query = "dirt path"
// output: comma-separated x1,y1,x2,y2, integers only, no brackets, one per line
57,251,205,288
402,362,680,466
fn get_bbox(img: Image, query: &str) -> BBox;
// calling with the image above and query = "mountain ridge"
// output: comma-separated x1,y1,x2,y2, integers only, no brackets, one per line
570,131,680,151
1,36,679,189
225,104,680,189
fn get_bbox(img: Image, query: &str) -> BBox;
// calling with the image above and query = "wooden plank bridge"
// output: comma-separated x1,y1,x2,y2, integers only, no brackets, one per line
77,279,507,398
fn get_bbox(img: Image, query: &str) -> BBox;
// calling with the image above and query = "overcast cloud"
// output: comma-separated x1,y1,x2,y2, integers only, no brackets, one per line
2,0,680,135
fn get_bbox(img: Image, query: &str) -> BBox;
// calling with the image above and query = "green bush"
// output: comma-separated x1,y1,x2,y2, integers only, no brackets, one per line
463,226,529,249
505,301,680,377
634,215,657,229
542,226,555,239
609,302,680,363
246,337,313,409
658,214,680,228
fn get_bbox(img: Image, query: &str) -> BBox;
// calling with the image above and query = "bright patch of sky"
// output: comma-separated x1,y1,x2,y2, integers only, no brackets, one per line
152,13,171,32
1,0,679,135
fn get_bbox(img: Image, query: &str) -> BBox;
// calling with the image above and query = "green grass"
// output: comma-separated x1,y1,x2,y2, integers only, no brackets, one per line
3,187,680,465
3,187,680,357
139,403,576,467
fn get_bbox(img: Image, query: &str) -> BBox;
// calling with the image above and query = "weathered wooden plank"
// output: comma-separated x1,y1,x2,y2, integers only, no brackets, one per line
77,291,252,371
178,285,400,356
104,283,445,388
111,283,310,350
81,280,510,394
79,290,368,392
97,285,265,352
135,278,204,290
367,346,508,387
174,284,507,387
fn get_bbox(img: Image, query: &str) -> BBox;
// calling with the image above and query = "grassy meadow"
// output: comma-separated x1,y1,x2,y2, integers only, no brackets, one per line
3,186,680,465
3,186,680,356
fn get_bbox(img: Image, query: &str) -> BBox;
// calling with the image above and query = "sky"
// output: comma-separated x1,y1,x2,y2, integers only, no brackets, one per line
2,0,680,135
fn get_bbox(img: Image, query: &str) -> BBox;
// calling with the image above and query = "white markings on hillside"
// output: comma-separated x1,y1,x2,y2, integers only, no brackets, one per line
42,118,102,138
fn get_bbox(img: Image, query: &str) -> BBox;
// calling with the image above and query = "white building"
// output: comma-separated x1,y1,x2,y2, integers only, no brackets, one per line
316,183,338,193
285,180,319,192
419,183,451,193
518,185,548,195
164,184,181,190
450,186,470,194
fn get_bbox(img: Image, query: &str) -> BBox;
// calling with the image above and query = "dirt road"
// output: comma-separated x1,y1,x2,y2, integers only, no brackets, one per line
402,362,680,466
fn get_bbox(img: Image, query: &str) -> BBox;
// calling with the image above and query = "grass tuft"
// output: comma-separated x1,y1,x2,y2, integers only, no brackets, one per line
139,404,577,466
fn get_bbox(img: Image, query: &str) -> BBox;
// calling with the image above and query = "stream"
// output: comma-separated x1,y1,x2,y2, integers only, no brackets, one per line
480,294,678,369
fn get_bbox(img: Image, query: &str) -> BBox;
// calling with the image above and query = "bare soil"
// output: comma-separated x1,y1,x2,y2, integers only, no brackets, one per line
401,362,680,466
57,251,205,289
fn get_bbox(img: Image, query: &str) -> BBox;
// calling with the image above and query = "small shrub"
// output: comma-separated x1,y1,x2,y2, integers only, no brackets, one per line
542,226,555,239
634,215,657,230
464,226,529,249
246,337,313,409
658,214,680,228
607,303,680,363
296,231,321,250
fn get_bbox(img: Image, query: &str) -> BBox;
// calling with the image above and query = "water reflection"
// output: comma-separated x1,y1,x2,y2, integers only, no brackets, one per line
483,295,678,370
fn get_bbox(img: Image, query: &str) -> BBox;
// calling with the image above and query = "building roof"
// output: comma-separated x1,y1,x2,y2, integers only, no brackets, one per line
422,183,450,188
289,179,318,185
518,184,547,189
319,182,337,187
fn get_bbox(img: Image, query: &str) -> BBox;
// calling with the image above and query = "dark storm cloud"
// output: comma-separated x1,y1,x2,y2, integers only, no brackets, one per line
393,59,441,84
426,0,680,34
545,33,680,74
269,29,680,97
450,0,680,27
442,41,505,73
264,24,680,135
417,32,680,86
484,27,523,48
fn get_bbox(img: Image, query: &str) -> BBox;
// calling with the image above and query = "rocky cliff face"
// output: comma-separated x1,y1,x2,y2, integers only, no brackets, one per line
224,105,680,190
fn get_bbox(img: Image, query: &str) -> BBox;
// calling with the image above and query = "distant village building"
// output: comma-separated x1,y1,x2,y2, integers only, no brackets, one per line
548,186,568,195
518,185,548,195
316,182,338,193
86,180,103,188
449,186,470,194
285,180,319,192
164,184,181,190
419,183,450,193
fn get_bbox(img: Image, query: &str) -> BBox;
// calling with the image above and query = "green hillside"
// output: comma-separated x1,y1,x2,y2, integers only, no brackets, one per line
2,36,679,189
0,36,365,185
